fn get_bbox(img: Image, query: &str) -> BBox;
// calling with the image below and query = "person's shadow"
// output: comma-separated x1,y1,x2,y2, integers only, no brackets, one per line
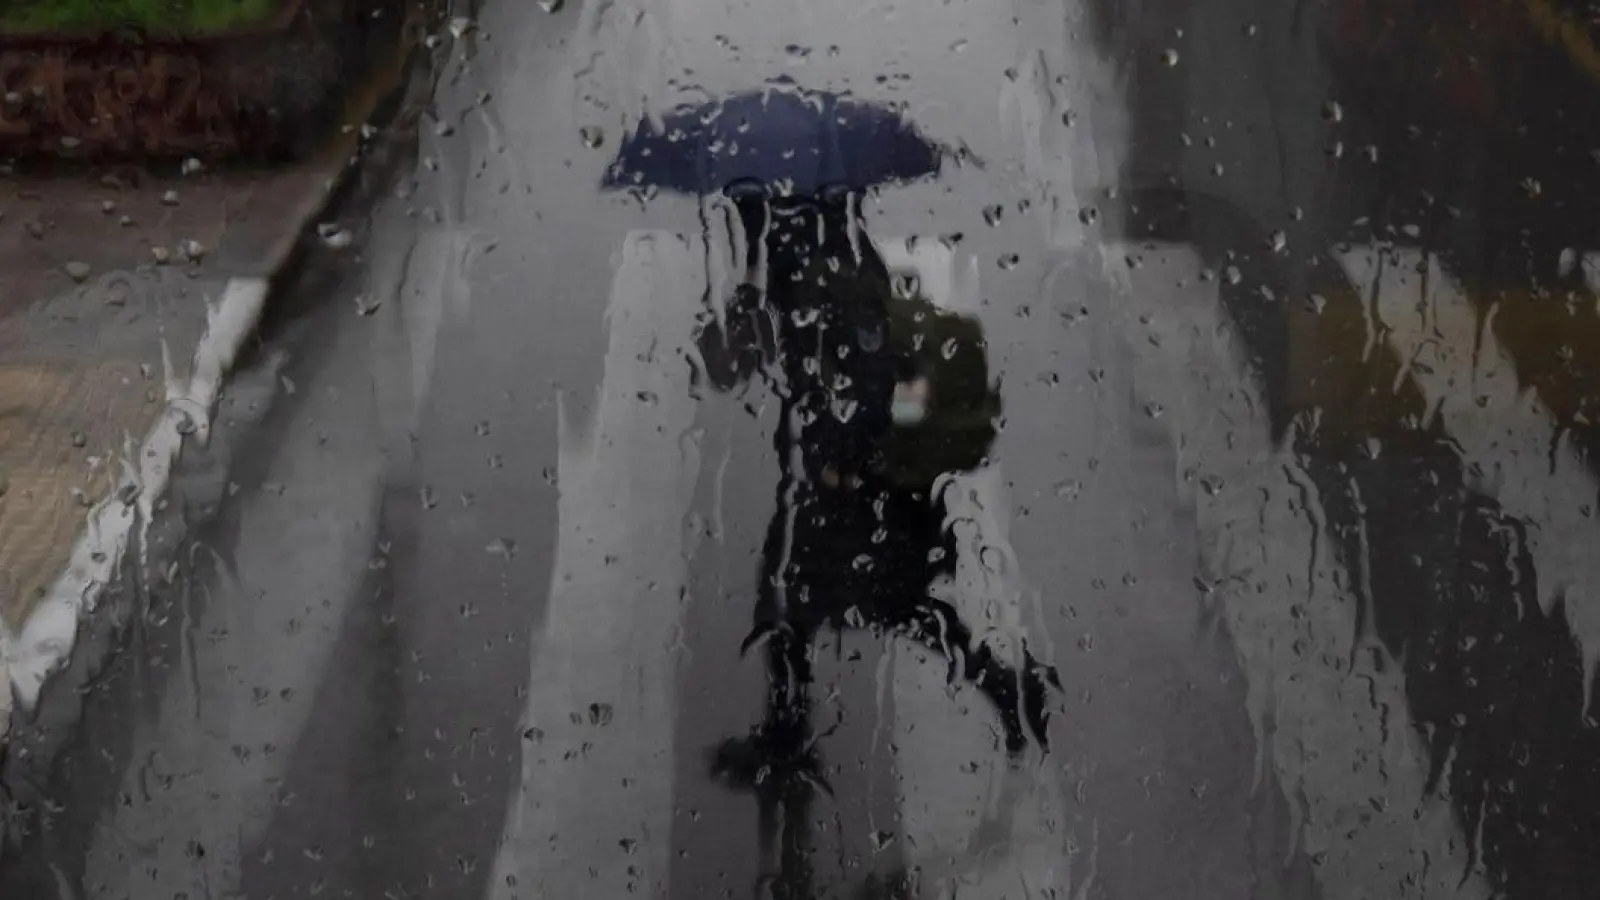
694,181,1060,817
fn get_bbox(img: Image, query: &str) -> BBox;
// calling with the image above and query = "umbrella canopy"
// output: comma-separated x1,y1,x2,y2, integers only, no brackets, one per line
602,84,943,196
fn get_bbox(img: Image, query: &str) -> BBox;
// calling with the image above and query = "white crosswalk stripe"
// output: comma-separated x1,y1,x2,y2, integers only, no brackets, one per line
876,237,1072,899
489,231,705,899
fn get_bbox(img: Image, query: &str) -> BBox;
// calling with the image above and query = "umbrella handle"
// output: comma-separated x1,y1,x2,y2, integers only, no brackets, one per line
824,94,848,190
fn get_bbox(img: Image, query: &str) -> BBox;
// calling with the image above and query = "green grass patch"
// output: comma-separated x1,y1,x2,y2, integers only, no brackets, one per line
0,0,284,34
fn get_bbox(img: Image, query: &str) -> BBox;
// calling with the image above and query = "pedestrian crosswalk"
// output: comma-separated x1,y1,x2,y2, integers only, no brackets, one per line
485,228,1077,898
489,227,1600,898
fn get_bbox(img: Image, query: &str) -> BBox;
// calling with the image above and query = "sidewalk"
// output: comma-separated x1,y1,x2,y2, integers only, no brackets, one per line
0,164,334,726
0,9,420,749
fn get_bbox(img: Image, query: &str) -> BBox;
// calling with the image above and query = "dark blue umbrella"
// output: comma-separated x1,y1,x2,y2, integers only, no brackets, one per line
602,84,944,195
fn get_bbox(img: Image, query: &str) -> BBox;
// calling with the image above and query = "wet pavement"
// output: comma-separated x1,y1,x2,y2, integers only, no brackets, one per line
4,0,1600,898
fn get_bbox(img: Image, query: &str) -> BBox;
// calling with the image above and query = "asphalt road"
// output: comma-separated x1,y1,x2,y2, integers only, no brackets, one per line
5,0,1600,898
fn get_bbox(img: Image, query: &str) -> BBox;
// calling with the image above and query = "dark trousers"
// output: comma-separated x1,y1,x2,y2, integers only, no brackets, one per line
747,472,1039,756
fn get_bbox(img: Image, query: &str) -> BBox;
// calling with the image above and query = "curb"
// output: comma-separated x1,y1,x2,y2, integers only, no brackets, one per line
0,3,424,757
0,275,268,719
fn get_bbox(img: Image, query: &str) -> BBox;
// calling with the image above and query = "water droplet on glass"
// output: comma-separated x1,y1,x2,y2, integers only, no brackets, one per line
1078,206,1099,226
580,126,605,149
998,253,1020,270
538,0,565,12
983,204,1004,227
1267,230,1287,253
870,830,895,852
448,16,475,38
832,395,858,423
1160,48,1180,67
1145,402,1164,419
317,222,353,249
1323,100,1343,123
160,189,180,206
791,306,820,327
1224,265,1243,286
486,537,517,560
941,338,959,360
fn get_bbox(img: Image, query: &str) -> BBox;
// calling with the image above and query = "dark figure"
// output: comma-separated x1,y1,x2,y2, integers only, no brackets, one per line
697,181,1060,800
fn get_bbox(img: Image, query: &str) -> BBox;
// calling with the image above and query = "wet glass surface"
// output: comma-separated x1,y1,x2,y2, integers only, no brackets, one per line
3,0,1600,898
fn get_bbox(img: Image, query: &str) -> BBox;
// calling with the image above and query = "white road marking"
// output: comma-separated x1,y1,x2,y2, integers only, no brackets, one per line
880,237,1071,900
1340,246,1600,702
488,231,705,899
1115,240,1498,900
